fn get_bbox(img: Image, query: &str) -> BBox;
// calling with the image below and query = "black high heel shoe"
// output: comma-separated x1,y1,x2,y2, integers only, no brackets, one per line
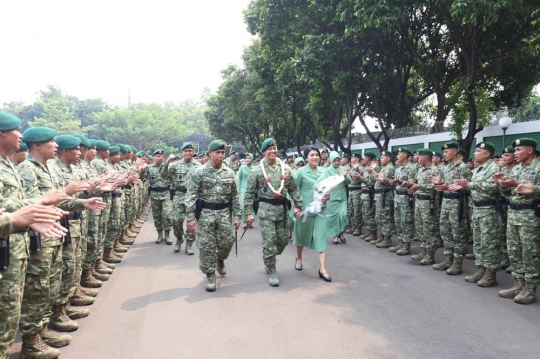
295,258,303,271
318,269,331,282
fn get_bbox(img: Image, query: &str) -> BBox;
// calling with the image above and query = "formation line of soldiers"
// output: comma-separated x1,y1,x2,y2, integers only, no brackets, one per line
0,111,153,359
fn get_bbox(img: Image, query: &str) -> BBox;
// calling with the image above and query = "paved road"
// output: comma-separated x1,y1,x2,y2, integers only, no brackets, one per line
10,217,540,359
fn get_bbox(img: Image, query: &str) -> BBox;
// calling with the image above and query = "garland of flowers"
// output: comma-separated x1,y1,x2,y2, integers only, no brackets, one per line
261,158,287,199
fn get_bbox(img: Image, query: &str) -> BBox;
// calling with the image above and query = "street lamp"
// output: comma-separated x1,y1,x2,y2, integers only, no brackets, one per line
499,116,512,150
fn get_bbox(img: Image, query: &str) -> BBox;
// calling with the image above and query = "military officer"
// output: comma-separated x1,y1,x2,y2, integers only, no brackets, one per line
372,150,395,248
347,154,364,236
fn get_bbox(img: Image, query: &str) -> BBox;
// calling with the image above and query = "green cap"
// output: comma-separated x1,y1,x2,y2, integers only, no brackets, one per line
442,141,459,150
260,138,277,152
72,134,91,148
396,147,412,156
56,135,81,150
513,138,537,149
0,111,21,131
351,153,362,159
109,146,120,155
476,141,496,154
153,149,164,155
18,142,28,152
503,146,515,154
417,148,434,157
343,154,351,159
230,151,236,156
181,142,193,151
432,151,443,158
88,139,97,149
380,150,393,158
363,151,376,160
22,126,57,143
95,140,111,150
458,148,467,157
208,140,226,152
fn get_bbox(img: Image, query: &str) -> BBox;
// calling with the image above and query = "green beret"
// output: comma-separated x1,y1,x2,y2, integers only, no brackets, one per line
396,147,412,156
364,151,376,159
88,139,97,149
493,155,500,159
193,153,199,158
343,154,351,159
130,146,137,153
95,140,111,151
467,158,474,163
204,151,209,156
442,141,459,150
18,142,28,152
148,154,154,160
536,149,540,156
56,135,81,150
417,148,434,157
321,148,329,153
432,151,443,158
72,134,91,148
230,151,236,156
458,148,467,157
208,140,226,152
513,138,537,149
22,127,57,143
352,153,362,159
136,151,143,157
294,157,305,166
260,138,277,152
503,146,515,154
153,149,164,155
181,142,193,151
380,150,393,158
476,141,495,154
117,144,129,154
0,111,22,131
109,146,120,155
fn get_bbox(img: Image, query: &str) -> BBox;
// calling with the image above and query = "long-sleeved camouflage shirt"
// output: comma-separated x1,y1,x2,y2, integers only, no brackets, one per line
500,159,540,226
465,159,500,217
440,159,471,194
374,163,395,191
141,163,170,200
412,164,440,196
164,158,201,192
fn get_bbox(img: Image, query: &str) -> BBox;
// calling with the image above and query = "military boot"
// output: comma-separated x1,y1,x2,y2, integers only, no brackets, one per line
119,234,134,245
103,248,121,264
433,254,453,271
370,234,383,245
413,234,420,241
465,253,476,260
506,264,513,274
125,227,138,237
114,241,129,252
514,282,537,304
389,241,403,253
80,286,98,297
364,230,376,242
91,266,110,282
421,251,435,265
446,257,463,275
164,230,173,245
217,259,227,276
101,259,116,269
465,266,485,283
71,285,95,306
65,302,89,320
174,239,182,253
345,225,353,234
95,260,113,275
376,236,392,249
81,268,102,288
411,248,426,261
21,333,61,359
396,242,410,256
352,227,363,236
155,230,164,244
499,278,526,299
41,323,71,348
436,236,443,247
359,232,370,239
50,304,79,332
185,242,194,255
112,248,124,258
477,270,497,288
500,252,511,270
206,273,216,292
268,269,280,287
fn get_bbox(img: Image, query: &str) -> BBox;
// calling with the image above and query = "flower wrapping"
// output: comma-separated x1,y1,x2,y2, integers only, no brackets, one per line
297,175,345,221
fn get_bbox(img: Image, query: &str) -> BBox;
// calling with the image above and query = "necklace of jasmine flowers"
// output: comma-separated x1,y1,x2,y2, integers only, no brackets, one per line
261,158,287,199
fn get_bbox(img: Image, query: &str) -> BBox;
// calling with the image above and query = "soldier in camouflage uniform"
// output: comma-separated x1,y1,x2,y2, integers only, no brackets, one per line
244,138,302,287
8,141,28,166
141,149,172,244
347,154,364,236
164,142,200,254
372,151,395,248
408,149,440,262
499,146,516,273
389,147,415,254
429,141,472,275
358,152,379,241
496,138,540,304
185,140,241,292
224,151,240,173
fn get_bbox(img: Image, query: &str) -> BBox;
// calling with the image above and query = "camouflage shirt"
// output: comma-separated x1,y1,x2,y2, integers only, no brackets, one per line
164,158,201,191
184,161,241,221
374,163,395,191
349,164,363,188
500,159,540,226
413,164,440,196
466,159,500,214
440,159,471,195
360,165,379,191
224,158,240,173
141,163,170,200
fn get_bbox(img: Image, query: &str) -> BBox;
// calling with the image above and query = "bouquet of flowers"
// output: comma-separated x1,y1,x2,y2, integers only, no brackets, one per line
298,175,345,221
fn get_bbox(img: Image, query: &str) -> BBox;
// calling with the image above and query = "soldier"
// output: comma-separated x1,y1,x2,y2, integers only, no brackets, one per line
499,147,516,272
347,154,364,236
141,149,172,244
164,142,201,254
389,147,415,254
358,152,378,241
372,150,395,248
446,142,501,287
185,140,241,292
429,141,471,275
319,148,330,168
244,138,302,286
224,151,239,173
407,149,440,262
9,141,28,166
495,138,540,304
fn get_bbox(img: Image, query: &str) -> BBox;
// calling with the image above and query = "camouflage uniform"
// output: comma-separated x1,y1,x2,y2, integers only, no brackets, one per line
243,159,302,273
0,155,31,357
374,162,395,238
348,165,363,233
91,157,111,260
185,162,241,274
80,159,102,267
393,162,415,244
164,158,201,250
360,165,378,239
103,160,122,251
143,163,172,232
412,164,440,254
224,158,240,173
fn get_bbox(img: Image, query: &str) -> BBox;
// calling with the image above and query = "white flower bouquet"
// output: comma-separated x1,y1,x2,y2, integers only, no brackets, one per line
298,175,345,220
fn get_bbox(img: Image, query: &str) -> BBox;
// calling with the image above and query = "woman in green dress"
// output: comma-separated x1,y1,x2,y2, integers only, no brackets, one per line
325,151,351,244
237,153,253,229
293,146,332,282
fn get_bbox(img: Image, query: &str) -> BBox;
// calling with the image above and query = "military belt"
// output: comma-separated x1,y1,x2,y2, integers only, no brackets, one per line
349,187,362,192
416,194,433,201
149,187,169,192
175,187,187,194
361,189,371,194
259,197,287,206
374,188,392,194
442,193,462,200
473,200,497,207
121,185,132,189
509,202,536,210
202,202,231,210
112,193,122,198
395,190,409,195
67,212,82,221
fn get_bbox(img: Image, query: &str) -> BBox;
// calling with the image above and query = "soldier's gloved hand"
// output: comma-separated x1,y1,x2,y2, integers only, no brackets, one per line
187,220,197,234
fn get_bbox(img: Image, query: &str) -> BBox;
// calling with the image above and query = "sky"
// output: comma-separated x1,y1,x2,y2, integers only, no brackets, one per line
0,0,253,106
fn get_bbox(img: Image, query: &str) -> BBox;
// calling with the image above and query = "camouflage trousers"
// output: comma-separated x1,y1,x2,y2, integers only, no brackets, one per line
57,230,81,305
472,210,503,271
105,194,122,249
85,210,101,269
77,211,89,281
375,193,393,237
361,194,376,231
440,198,468,258
0,258,26,358
260,218,288,269
171,193,195,245
197,209,234,274
151,198,172,231
394,193,414,243
348,190,363,228
19,244,62,336
415,197,438,252
100,194,112,253
123,189,131,230
507,221,540,285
